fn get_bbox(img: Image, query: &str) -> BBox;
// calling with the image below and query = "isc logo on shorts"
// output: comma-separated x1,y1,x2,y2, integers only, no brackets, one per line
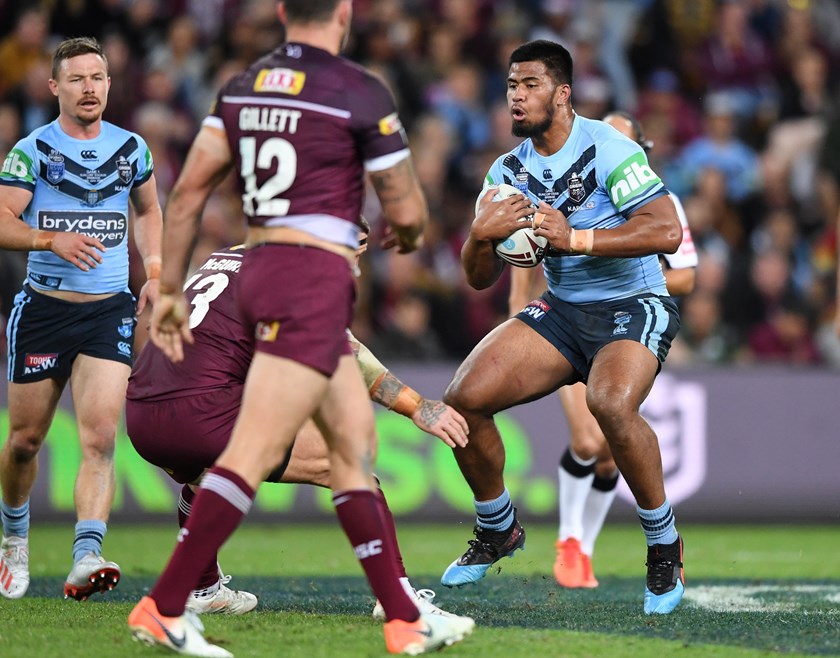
24,353,58,374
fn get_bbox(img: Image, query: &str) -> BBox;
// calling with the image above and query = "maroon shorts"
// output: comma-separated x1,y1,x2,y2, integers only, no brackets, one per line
236,244,355,376
126,386,294,484
125,387,241,483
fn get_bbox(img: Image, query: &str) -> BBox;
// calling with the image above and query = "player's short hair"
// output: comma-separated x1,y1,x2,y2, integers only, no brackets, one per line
509,40,573,86
282,0,342,23
51,37,107,80
604,111,654,152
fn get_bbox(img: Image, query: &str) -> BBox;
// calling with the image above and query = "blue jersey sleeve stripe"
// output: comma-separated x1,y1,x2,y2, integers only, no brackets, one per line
0,178,35,192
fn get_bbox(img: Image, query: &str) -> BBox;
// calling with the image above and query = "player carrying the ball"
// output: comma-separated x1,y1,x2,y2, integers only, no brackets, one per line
440,39,686,615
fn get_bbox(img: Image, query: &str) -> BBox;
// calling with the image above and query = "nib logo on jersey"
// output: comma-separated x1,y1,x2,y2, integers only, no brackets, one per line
24,353,59,375
38,210,127,248
607,153,661,207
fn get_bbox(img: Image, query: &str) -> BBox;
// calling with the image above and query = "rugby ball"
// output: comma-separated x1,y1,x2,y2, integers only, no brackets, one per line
485,183,547,268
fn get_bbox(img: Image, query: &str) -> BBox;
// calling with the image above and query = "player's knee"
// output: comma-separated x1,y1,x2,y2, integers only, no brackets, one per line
443,378,488,416
4,428,46,462
570,423,607,459
79,420,118,460
586,388,633,432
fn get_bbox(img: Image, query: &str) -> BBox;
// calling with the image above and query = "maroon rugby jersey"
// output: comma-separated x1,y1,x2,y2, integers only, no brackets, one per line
127,247,252,401
205,42,408,238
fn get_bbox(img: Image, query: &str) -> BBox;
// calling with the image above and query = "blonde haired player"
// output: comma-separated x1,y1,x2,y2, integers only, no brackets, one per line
508,111,697,589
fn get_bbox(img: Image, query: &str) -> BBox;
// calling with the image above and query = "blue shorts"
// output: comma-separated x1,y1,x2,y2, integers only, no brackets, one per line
5,283,136,383
516,291,680,382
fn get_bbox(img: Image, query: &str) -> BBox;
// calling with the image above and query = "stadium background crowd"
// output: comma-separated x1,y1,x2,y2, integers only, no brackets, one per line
2,0,840,367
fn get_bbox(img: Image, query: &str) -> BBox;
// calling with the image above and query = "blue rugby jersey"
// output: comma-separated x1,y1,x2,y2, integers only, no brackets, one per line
482,113,670,304
0,120,154,294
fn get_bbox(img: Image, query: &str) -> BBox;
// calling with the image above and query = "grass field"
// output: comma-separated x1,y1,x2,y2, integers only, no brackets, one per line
1,521,839,657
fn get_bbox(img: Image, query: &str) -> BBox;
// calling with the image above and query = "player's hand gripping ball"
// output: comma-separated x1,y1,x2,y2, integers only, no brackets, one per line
480,183,548,268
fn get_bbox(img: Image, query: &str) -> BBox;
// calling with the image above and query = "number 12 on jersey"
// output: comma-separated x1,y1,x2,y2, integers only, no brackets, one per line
239,136,296,217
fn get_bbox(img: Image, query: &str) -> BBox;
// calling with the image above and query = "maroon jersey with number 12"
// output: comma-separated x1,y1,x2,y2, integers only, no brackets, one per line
205,41,409,245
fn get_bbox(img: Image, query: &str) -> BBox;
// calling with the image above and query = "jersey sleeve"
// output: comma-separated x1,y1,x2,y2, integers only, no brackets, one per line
347,72,410,172
662,193,698,269
0,136,38,192
597,135,666,217
473,158,506,214
132,133,155,187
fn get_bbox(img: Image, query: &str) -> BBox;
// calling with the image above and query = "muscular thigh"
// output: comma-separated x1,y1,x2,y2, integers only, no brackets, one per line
125,388,242,484
447,318,576,414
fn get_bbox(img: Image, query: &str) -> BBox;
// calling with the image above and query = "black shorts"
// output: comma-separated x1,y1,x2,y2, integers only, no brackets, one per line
516,291,680,382
5,283,136,383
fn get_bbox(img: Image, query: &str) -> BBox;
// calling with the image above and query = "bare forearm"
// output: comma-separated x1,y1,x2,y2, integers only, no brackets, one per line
461,235,505,290
159,187,206,291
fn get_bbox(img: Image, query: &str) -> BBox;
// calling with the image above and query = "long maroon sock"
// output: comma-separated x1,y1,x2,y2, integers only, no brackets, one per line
373,478,407,579
177,484,223,590
152,467,254,617
333,489,418,622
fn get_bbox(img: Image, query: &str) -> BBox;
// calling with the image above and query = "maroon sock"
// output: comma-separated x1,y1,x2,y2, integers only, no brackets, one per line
373,479,407,579
152,467,254,617
333,489,418,622
177,484,222,590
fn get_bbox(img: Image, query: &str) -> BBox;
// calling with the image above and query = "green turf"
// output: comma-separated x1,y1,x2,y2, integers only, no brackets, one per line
1,522,838,657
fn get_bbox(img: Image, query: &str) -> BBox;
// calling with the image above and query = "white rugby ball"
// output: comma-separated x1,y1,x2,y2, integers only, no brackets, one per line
485,183,547,268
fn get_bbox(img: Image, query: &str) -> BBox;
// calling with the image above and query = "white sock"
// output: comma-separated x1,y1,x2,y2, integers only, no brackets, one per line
581,481,618,556
558,450,596,541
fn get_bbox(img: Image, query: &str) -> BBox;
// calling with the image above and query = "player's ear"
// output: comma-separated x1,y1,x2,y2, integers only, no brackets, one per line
276,1,287,24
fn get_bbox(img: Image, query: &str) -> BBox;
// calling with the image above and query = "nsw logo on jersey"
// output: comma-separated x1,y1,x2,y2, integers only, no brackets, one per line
254,68,306,95
606,153,661,208
47,150,65,184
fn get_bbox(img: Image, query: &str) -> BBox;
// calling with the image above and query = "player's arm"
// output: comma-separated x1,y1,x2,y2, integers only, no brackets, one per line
462,187,536,290
0,183,104,270
348,331,469,448
532,194,682,257
368,156,428,254
151,124,233,362
662,263,696,296
129,172,163,314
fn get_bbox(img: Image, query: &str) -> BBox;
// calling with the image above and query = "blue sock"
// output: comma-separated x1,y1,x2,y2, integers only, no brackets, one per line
637,499,679,546
72,520,107,563
1,500,30,538
475,488,514,532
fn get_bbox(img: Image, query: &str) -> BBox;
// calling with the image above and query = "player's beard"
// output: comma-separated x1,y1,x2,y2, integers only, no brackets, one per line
512,102,554,138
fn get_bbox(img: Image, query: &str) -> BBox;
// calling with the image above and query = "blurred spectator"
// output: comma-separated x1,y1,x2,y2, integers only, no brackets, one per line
6,60,57,136
0,102,21,157
747,295,821,364
636,69,703,149
597,0,648,111
146,15,208,119
0,8,51,97
368,288,448,361
669,288,741,364
693,0,779,126
675,93,762,204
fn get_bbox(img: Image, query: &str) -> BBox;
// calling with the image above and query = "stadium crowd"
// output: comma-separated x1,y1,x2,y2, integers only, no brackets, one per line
2,0,840,366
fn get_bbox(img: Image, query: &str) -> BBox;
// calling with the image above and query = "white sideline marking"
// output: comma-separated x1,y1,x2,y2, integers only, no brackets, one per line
685,585,840,612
